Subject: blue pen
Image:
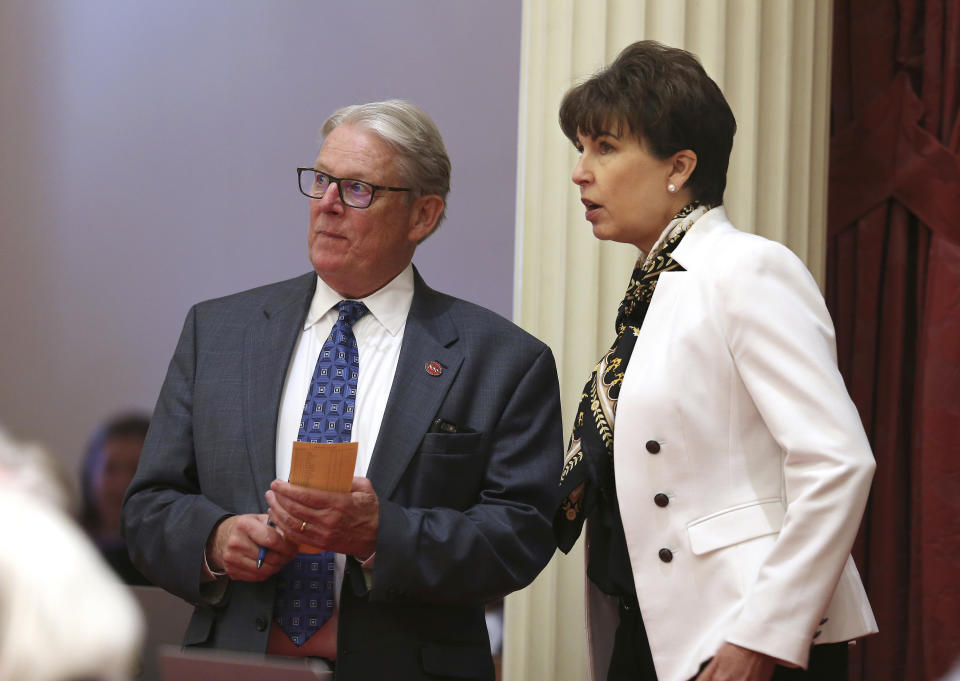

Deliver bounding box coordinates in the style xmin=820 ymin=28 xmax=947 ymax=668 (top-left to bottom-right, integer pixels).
xmin=256 ymin=518 xmax=277 ymax=569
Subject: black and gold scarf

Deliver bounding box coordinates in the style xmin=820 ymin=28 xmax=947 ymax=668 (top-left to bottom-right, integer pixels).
xmin=555 ymin=202 xmax=709 ymax=553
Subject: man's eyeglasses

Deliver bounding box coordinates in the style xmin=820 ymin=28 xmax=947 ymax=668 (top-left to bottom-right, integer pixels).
xmin=297 ymin=168 xmax=411 ymax=209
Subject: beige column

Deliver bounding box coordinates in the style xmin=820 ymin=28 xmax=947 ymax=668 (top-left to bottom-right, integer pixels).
xmin=505 ymin=2 xmax=833 ymax=680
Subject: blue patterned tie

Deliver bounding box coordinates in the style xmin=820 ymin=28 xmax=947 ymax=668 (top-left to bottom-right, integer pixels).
xmin=274 ymin=299 xmax=368 ymax=646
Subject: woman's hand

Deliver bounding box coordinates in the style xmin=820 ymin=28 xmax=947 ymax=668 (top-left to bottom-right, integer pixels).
xmin=697 ymin=643 xmax=777 ymax=681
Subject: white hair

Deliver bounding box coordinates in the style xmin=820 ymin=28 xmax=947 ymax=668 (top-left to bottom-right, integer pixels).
xmin=321 ymin=99 xmax=452 ymax=233
xmin=0 ymin=427 xmax=74 ymax=511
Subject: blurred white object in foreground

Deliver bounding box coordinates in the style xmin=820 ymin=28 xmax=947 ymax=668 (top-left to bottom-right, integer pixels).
xmin=0 ymin=426 xmax=144 ymax=681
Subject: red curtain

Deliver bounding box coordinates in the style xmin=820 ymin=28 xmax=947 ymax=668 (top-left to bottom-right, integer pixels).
xmin=828 ymin=1 xmax=960 ymax=680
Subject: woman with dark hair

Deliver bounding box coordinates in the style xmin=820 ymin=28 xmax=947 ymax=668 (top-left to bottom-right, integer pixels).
xmin=81 ymin=412 xmax=152 ymax=585
xmin=554 ymin=41 xmax=877 ymax=681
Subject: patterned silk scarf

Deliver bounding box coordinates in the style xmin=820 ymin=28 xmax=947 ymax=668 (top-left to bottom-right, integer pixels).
xmin=555 ymin=202 xmax=709 ymax=552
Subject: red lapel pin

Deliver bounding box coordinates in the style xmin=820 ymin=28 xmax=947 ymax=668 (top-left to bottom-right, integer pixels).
xmin=425 ymin=361 xmax=443 ymax=376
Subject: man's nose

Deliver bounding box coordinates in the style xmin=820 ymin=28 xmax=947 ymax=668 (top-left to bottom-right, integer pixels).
xmin=316 ymin=180 xmax=343 ymax=209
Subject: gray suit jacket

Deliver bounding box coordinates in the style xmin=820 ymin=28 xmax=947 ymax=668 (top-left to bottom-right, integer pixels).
xmin=123 ymin=268 xmax=563 ymax=680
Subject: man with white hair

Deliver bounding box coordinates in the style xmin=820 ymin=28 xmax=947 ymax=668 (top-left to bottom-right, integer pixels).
xmin=0 ymin=427 xmax=143 ymax=681
xmin=124 ymin=99 xmax=562 ymax=680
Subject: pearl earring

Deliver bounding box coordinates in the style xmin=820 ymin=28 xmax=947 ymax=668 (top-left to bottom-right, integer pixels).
xmin=667 ymin=183 xmax=678 ymax=193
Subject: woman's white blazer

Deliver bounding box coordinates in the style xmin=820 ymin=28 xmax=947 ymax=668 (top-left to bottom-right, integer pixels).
xmin=586 ymin=207 xmax=878 ymax=681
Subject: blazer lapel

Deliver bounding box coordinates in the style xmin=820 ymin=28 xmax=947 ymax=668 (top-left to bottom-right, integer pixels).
xmin=669 ymin=205 xmax=731 ymax=272
xmin=243 ymin=274 xmax=316 ymax=509
xmin=366 ymin=272 xmax=464 ymax=500
xmin=634 ymin=207 xmax=733 ymax=359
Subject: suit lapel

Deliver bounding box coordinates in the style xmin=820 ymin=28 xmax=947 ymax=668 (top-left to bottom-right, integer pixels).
xmin=634 ymin=208 xmax=732 ymax=358
xmin=367 ymin=272 xmax=463 ymax=499
xmin=243 ymin=274 xmax=316 ymax=510
xmin=669 ymin=205 xmax=730 ymax=272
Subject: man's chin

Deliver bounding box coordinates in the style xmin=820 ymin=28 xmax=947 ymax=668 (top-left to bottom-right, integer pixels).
xmin=309 ymin=246 xmax=350 ymax=272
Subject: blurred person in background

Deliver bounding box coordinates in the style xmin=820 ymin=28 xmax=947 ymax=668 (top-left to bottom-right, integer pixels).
xmin=80 ymin=412 xmax=151 ymax=584
xmin=0 ymin=425 xmax=144 ymax=681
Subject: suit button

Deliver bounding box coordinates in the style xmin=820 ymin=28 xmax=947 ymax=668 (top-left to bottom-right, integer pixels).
xmin=654 ymin=493 xmax=669 ymax=507
xmin=658 ymin=548 xmax=673 ymax=563
xmin=645 ymin=440 xmax=661 ymax=454
xmin=255 ymin=616 xmax=267 ymax=632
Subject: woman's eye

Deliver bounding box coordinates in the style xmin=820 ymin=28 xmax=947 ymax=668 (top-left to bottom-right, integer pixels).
xmin=599 ymin=141 xmax=614 ymax=153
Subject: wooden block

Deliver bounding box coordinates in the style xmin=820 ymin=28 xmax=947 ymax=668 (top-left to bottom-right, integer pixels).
xmin=289 ymin=441 xmax=358 ymax=493
xmin=288 ymin=441 xmax=358 ymax=553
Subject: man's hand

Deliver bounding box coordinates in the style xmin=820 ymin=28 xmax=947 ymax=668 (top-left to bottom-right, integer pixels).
xmin=697 ymin=643 xmax=777 ymax=681
xmin=206 ymin=513 xmax=299 ymax=581
xmin=266 ymin=476 xmax=379 ymax=559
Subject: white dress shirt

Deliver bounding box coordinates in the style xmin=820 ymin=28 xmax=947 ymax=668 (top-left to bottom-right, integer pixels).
xmin=274 ymin=263 xmax=413 ymax=603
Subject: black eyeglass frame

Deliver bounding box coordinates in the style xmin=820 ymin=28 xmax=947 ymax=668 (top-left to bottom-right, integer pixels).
xmin=297 ymin=167 xmax=411 ymax=209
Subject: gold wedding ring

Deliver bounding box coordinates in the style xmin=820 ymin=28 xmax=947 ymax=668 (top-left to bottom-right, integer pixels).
xmin=299 ymin=520 xmax=308 ymax=532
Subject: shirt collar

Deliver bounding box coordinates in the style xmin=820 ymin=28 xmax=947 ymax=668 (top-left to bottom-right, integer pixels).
xmin=305 ymin=264 xmax=415 ymax=336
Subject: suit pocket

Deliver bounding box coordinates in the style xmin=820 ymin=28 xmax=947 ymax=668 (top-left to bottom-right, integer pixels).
xmin=417 ymin=431 xmax=483 ymax=455
xmin=406 ymin=433 xmax=486 ymax=509
xmin=686 ymin=498 xmax=784 ymax=555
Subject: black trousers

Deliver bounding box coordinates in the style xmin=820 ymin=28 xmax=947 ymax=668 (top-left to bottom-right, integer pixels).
xmin=607 ymin=598 xmax=849 ymax=681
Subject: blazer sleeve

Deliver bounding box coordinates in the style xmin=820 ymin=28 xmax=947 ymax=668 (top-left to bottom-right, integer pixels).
xmin=717 ymin=239 xmax=875 ymax=665
xmin=369 ymin=344 xmax=563 ymax=605
xmin=122 ymin=305 xmax=232 ymax=604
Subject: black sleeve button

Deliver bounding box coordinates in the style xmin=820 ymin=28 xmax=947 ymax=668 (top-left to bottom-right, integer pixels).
xmin=658 ymin=548 xmax=673 ymax=563
xmin=255 ymin=616 xmax=267 ymax=632
xmin=645 ymin=440 xmax=661 ymax=453
xmin=654 ymin=493 xmax=670 ymax=507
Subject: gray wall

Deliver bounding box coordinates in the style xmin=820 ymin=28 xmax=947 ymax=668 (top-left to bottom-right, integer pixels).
xmin=0 ymin=1 xmax=521 ymax=475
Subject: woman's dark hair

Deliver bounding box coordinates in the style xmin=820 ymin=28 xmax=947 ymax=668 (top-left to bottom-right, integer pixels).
xmin=79 ymin=412 xmax=151 ymax=530
xmin=559 ymin=40 xmax=737 ymax=206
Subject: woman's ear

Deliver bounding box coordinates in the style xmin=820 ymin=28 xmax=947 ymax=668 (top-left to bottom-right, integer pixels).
xmin=407 ymin=194 xmax=445 ymax=243
xmin=668 ymin=149 xmax=697 ymax=191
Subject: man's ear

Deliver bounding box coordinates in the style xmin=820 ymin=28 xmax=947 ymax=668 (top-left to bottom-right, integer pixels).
xmin=407 ymin=195 xmax=445 ymax=243
xmin=668 ymin=149 xmax=697 ymax=191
